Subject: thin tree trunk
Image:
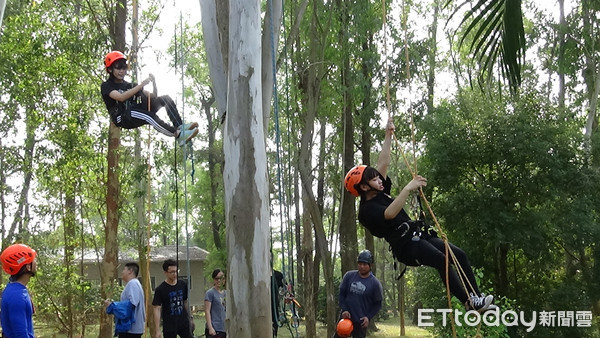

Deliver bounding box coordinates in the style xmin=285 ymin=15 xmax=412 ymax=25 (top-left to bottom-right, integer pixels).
xmin=100 ymin=122 xmax=121 ymax=338
xmin=202 ymin=94 xmax=223 ymax=249
xmin=301 ymin=200 xmax=316 ymax=338
xmin=64 ymin=192 xmax=76 ymax=337
xmin=5 ymin=109 xmax=36 ymax=246
xmin=426 ymin=0 xmax=439 ymax=115
xmin=557 ymin=0 xmax=566 ymax=110
xmin=100 ymin=1 xmax=127 ymax=335
xmin=337 ymin=0 xmax=358 ymax=276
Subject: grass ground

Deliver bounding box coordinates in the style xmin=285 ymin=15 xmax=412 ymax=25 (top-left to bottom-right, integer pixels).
xmin=34 ymin=315 xmax=432 ymax=337
xmin=275 ymin=316 xmax=432 ymax=338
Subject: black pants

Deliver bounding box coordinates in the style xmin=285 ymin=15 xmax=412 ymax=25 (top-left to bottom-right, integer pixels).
xmin=399 ymin=237 xmax=480 ymax=304
xmin=118 ymin=334 xmax=142 ymax=338
xmin=163 ymin=329 xmax=193 ymax=338
xmin=116 ymin=95 xmax=183 ymax=137
xmin=205 ymin=328 xmax=227 ymax=338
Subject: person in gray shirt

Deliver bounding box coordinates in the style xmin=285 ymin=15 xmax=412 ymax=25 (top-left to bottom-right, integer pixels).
xmin=105 ymin=262 xmax=146 ymax=337
xmin=204 ymin=269 xmax=226 ymax=337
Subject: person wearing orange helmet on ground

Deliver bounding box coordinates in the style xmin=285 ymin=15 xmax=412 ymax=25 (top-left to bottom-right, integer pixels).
xmin=344 ymin=119 xmax=496 ymax=313
xmin=0 ymin=243 xmax=37 ymax=338
xmin=101 ymin=50 xmax=199 ymax=146
xmin=334 ymin=250 xmax=382 ymax=338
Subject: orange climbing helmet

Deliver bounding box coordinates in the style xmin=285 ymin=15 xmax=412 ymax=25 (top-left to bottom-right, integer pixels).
xmin=336 ymin=318 xmax=354 ymax=337
xmin=344 ymin=165 xmax=366 ymax=197
xmin=104 ymin=50 xmax=126 ymax=70
xmin=1 ymin=243 xmax=36 ymax=276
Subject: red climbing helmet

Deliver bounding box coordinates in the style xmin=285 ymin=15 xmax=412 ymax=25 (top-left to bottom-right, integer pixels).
xmin=104 ymin=50 xmax=126 ymax=70
xmin=344 ymin=165 xmax=366 ymax=197
xmin=1 ymin=243 xmax=36 ymax=275
xmin=336 ymin=318 xmax=353 ymax=337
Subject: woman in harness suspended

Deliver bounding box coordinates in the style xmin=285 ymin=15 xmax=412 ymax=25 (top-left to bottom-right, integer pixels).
xmin=101 ymin=50 xmax=199 ymax=146
xmin=344 ymin=119 xmax=496 ymax=312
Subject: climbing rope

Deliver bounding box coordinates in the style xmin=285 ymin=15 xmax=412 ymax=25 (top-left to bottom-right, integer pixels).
xmin=268 ymin=0 xmax=300 ymax=336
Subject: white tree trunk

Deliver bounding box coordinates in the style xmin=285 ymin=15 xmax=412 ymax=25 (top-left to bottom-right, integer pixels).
xmin=0 ymin=0 xmax=5 ymax=29
xmin=199 ymin=0 xmax=228 ymax=121
xmin=260 ymin=0 xmax=282 ymax=130
xmin=223 ymin=0 xmax=272 ymax=337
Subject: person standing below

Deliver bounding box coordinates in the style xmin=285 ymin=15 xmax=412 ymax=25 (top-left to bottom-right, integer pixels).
xmin=104 ymin=262 xmax=146 ymax=338
xmin=152 ymin=259 xmax=194 ymax=338
xmin=334 ymin=250 xmax=383 ymax=338
xmin=204 ymin=269 xmax=226 ymax=338
xmin=0 ymin=243 xmax=37 ymax=338
xmin=101 ymin=50 xmax=199 ymax=147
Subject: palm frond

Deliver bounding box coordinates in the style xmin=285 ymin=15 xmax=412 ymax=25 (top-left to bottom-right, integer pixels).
xmin=447 ymin=0 xmax=525 ymax=93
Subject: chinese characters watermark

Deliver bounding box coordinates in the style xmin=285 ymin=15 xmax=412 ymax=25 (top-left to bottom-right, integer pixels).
xmin=418 ymin=308 xmax=593 ymax=333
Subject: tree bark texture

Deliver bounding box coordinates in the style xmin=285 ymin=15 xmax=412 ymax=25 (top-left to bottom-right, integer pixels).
xmin=100 ymin=1 xmax=127 ymax=336
xmin=223 ymin=1 xmax=272 ymax=336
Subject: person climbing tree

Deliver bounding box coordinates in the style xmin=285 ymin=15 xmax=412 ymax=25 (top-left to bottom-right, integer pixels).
xmin=344 ymin=119 xmax=496 ymax=313
xmin=100 ymin=50 xmax=199 ymax=146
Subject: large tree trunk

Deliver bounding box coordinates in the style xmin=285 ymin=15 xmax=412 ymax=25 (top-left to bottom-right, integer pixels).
xmin=223 ymin=1 xmax=272 ymax=337
xmin=100 ymin=1 xmax=126 ymax=336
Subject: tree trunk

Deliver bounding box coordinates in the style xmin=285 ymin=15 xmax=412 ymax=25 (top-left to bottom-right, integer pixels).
xmin=100 ymin=122 xmax=121 ymax=338
xmin=582 ymin=0 xmax=599 ymax=144
xmin=494 ymin=243 xmax=509 ymax=297
xmin=426 ymin=0 xmax=439 ymax=115
xmin=337 ymin=0 xmax=358 ymax=276
xmin=301 ymin=199 xmax=316 ymax=338
xmin=223 ymin=1 xmax=272 ymax=337
xmin=295 ymin=2 xmax=337 ymax=335
xmin=199 ymin=0 xmax=228 ymax=120
xmin=100 ymin=1 xmax=127 ymax=335
xmin=260 ymin=0 xmax=282 ymax=130
xmin=0 ymin=0 xmax=5 ymax=29
xmin=4 ymin=109 xmax=36 ymax=247
xmin=201 ymin=94 xmax=223 ymax=250
xmin=557 ymin=0 xmax=566 ymax=110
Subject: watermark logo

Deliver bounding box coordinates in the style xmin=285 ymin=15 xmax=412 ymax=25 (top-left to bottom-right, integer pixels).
xmin=418 ymin=308 xmax=593 ymax=333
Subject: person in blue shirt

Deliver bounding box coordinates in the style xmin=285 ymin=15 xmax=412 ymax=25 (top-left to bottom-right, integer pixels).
xmin=335 ymin=250 xmax=383 ymax=338
xmin=0 ymin=243 xmax=37 ymax=338
xmin=105 ymin=262 xmax=146 ymax=338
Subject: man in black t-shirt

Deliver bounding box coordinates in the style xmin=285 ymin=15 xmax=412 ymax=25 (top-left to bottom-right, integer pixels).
xmin=152 ymin=259 xmax=194 ymax=338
